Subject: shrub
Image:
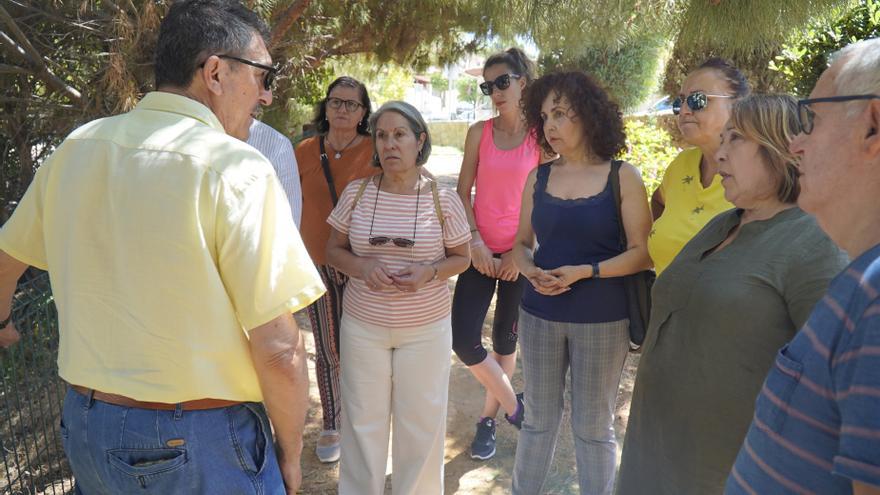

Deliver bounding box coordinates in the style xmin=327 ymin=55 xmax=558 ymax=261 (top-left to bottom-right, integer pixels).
xmin=623 ymin=117 xmax=681 ymax=194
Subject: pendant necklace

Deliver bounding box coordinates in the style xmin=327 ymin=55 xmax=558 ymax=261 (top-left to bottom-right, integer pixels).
xmin=328 ymin=134 xmax=359 ymax=159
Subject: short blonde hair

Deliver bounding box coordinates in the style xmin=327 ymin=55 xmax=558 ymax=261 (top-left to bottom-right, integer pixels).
xmin=729 ymin=94 xmax=801 ymax=203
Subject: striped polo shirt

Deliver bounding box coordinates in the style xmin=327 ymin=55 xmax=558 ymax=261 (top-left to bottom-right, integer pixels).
xmin=726 ymin=243 xmax=880 ymax=494
xmin=327 ymin=177 xmax=470 ymax=328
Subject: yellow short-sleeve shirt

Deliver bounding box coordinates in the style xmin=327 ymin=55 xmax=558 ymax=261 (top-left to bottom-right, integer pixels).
xmin=648 ymin=147 xmax=733 ymax=275
xmin=0 ymin=92 xmax=325 ymax=403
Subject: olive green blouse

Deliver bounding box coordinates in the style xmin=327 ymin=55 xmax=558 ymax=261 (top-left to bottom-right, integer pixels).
xmin=616 ymin=207 xmax=848 ymax=495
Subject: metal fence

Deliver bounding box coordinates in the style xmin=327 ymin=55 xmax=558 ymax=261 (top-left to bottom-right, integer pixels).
xmin=0 ymin=272 xmax=72 ymax=494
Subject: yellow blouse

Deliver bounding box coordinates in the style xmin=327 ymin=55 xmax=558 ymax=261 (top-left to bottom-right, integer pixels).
xmin=648 ymin=148 xmax=733 ymax=275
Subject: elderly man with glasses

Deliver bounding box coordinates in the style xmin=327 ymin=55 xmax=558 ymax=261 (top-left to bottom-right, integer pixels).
xmin=726 ymin=37 xmax=880 ymax=495
xmin=0 ymin=1 xmax=324 ymax=493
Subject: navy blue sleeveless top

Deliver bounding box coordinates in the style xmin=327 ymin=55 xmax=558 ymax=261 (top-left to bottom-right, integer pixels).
xmin=521 ymin=162 xmax=628 ymax=324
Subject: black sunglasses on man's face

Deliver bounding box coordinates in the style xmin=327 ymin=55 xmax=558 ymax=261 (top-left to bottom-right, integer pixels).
xmin=216 ymin=55 xmax=279 ymax=91
xmin=797 ymin=94 xmax=880 ymax=135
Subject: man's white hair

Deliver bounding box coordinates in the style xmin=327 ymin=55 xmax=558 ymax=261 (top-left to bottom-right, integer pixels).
xmin=830 ymin=38 xmax=880 ymax=115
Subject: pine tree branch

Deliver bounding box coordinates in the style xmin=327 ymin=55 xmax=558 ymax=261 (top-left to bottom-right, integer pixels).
xmin=0 ymin=5 xmax=83 ymax=104
xmin=270 ymin=0 xmax=311 ymax=47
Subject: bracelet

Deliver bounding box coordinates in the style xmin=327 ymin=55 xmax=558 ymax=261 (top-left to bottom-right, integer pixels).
xmin=0 ymin=313 xmax=11 ymax=329
xmin=430 ymin=264 xmax=439 ymax=281
xmin=470 ymin=239 xmax=485 ymax=247
xmin=469 ymin=228 xmax=479 ymax=233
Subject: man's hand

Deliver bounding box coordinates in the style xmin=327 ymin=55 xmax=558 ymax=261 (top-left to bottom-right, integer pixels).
xmin=278 ymin=456 xmax=302 ymax=494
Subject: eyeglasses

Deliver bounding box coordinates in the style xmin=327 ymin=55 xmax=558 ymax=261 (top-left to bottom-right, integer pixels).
xmin=672 ymin=91 xmax=734 ymax=115
xmin=216 ymin=55 xmax=279 ymax=91
xmin=479 ymin=74 xmax=522 ymax=96
xmin=327 ymin=97 xmax=364 ymax=112
xmin=368 ymin=174 xmax=419 ymax=248
xmin=797 ymin=94 xmax=880 ymax=135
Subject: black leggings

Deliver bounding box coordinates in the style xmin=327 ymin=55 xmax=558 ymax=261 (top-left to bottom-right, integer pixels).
xmin=451 ymin=263 xmax=526 ymax=366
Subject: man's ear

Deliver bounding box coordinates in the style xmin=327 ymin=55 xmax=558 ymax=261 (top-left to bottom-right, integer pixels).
xmin=199 ymin=55 xmax=224 ymax=96
xmin=865 ymin=99 xmax=880 ymax=158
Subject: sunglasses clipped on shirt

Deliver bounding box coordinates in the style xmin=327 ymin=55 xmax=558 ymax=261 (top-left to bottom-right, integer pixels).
xmin=479 ymin=73 xmax=522 ymax=96
xmin=797 ymin=94 xmax=880 ymax=135
xmin=216 ymin=55 xmax=279 ymax=91
xmin=672 ymin=91 xmax=734 ymax=115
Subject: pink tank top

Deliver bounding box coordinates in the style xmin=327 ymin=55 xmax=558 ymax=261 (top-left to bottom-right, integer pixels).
xmin=473 ymin=118 xmax=541 ymax=253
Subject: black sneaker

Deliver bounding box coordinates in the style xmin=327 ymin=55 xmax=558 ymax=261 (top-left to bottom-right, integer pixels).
xmin=470 ymin=417 xmax=496 ymax=460
xmin=505 ymin=392 xmax=525 ymax=430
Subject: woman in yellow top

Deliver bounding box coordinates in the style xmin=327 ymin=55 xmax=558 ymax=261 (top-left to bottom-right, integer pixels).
xmin=649 ymin=58 xmax=749 ymax=274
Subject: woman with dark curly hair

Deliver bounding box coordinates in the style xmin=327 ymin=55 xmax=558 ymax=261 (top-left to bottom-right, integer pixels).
xmin=511 ymin=71 xmax=652 ymax=494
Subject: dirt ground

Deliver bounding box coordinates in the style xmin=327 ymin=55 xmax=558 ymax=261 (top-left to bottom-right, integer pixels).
xmin=297 ymin=148 xmax=640 ymax=494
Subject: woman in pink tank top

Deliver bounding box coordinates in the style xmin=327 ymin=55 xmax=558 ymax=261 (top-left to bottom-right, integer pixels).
xmin=452 ymin=47 xmax=546 ymax=460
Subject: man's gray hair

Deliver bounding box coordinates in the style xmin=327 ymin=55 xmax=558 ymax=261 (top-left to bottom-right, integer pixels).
xmin=369 ymin=101 xmax=432 ymax=167
xmin=830 ymin=38 xmax=880 ymax=115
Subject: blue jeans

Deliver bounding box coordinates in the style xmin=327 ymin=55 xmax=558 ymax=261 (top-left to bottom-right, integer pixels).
xmin=60 ymin=388 xmax=285 ymax=494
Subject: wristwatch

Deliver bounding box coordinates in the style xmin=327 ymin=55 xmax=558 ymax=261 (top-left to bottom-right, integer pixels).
xmin=591 ymin=262 xmax=600 ymax=279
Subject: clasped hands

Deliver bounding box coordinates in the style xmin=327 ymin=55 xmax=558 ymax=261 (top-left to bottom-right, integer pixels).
xmin=524 ymin=264 xmax=586 ymax=296
xmin=361 ymin=259 xmax=434 ymax=293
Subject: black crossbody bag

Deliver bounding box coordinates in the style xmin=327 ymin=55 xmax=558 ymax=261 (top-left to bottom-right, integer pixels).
xmin=609 ymin=160 xmax=656 ymax=350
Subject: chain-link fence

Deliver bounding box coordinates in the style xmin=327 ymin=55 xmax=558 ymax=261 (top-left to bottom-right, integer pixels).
xmin=0 ymin=272 xmax=73 ymax=494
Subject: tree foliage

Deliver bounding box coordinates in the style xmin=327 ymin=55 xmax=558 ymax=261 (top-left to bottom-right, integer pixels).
xmin=539 ymin=38 xmax=666 ymax=112
xmin=770 ymin=0 xmax=880 ymax=97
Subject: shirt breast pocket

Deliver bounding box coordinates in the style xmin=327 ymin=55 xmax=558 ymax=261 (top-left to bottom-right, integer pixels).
xmin=754 ymin=344 xmax=804 ymax=432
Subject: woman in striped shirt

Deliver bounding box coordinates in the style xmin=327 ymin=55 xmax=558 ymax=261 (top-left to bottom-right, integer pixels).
xmin=326 ymin=101 xmax=471 ymax=495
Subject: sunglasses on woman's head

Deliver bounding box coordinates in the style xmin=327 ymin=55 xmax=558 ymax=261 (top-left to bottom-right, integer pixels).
xmin=672 ymin=91 xmax=734 ymax=115
xmin=479 ymin=74 xmax=522 ymax=96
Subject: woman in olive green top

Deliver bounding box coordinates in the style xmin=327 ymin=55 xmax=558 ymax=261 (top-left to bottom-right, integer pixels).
xmin=616 ymin=95 xmax=848 ymax=495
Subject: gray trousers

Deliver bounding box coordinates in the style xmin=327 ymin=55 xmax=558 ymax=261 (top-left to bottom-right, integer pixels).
xmin=512 ymin=310 xmax=629 ymax=495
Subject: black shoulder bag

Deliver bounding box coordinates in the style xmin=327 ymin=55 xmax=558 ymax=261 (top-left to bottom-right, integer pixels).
xmin=609 ymin=160 xmax=656 ymax=350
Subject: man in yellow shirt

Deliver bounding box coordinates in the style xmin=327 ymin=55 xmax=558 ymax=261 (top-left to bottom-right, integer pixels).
xmin=0 ymin=1 xmax=324 ymax=493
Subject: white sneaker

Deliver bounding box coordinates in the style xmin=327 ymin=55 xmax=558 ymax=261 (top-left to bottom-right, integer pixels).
xmin=315 ymin=430 xmax=340 ymax=463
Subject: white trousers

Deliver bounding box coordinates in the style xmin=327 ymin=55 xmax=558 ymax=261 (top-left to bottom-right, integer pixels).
xmin=338 ymin=314 xmax=452 ymax=495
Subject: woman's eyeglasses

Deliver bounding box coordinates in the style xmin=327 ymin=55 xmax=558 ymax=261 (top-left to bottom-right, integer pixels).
xmin=327 ymin=97 xmax=364 ymax=112
xmin=672 ymin=91 xmax=733 ymax=115
xmin=479 ymin=74 xmax=522 ymax=96
xmin=368 ymin=174 xmax=419 ymax=248
xmin=797 ymin=94 xmax=880 ymax=135
xmin=216 ymin=55 xmax=279 ymax=91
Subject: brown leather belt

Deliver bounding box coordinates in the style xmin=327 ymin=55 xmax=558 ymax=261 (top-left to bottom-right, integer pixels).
xmin=70 ymin=384 xmax=243 ymax=411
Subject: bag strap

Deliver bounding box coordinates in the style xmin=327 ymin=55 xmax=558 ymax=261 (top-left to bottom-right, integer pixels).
xmin=351 ymin=176 xmax=371 ymax=211
xmin=430 ymin=179 xmax=445 ymax=231
xmin=318 ymin=136 xmax=339 ymax=206
xmin=609 ymin=160 xmax=628 ymax=251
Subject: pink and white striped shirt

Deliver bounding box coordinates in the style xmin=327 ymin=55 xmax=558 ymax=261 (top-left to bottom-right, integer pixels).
xmin=327 ymin=177 xmax=470 ymax=328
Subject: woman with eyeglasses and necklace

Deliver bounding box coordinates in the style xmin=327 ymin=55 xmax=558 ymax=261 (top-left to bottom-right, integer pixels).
xmin=326 ymin=101 xmax=471 ymax=495
xmin=648 ymin=58 xmax=749 ymax=275
xmin=294 ymin=76 xmax=377 ymax=463
xmin=511 ymin=71 xmax=652 ymax=495
xmin=452 ymin=47 xmax=549 ymax=461
xmin=616 ymin=95 xmax=847 ymax=495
